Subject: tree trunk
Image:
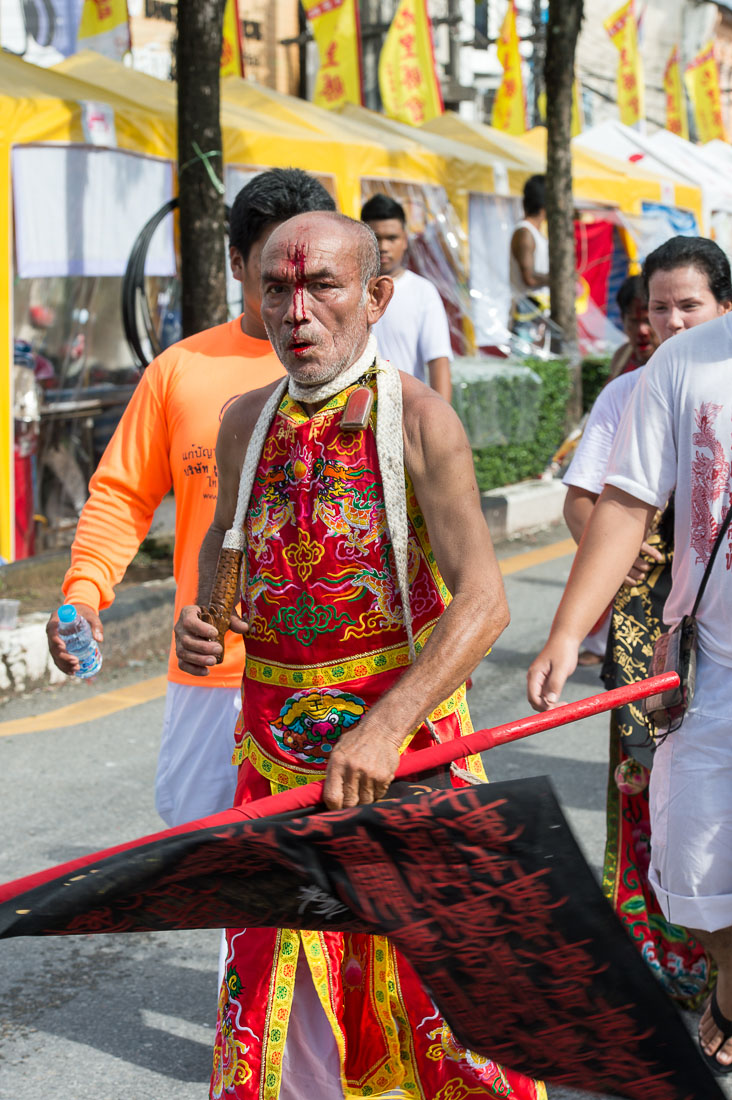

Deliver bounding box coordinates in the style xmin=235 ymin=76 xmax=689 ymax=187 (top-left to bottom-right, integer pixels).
xmin=177 ymin=0 xmax=228 ymax=337
xmin=545 ymin=0 xmax=584 ymax=424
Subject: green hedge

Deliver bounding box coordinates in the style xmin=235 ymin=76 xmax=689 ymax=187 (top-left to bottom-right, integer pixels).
xmin=581 ymin=355 xmax=613 ymax=412
xmin=471 ymin=357 xmax=572 ymax=492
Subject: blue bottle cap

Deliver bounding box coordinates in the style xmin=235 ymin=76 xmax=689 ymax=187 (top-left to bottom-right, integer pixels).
xmin=58 ymin=605 xmax=78 ymax=623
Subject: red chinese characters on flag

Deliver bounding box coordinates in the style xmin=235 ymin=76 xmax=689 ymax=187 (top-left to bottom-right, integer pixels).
xmin=302 ymin=0 xmax=363 ymax=109
xmin=378 ymin=0 xmax=443 ymax=126
xmin=684 ymin=42 xmax=727 ymax=142
xmin=491 ymin=0 xmax=526 ymax=135
xmin=603 ymin=0 xmax=644 ymax=126
xmin=663 ymin=46 xmax=688 ymax=139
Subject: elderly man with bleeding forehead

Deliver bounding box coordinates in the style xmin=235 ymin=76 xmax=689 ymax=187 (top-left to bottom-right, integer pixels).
xmin=175 ymin=211 xmax=541 ymax=1100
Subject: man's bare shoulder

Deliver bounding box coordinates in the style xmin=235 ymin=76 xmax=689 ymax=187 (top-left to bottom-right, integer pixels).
xmin=218 ymin=378 xmax=283 ymax=452
xmin=400 ymin=372 xmax=468 ymax=472
xmin=511 ymin=225 xmax=533 ymax=255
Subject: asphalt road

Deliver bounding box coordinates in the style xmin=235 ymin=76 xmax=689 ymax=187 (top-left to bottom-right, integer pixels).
xmin=0 ymin=527 xmax=720 ymax=1100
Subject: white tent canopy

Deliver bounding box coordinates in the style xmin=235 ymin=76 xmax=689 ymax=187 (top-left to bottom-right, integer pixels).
xmin=575 ymin=120 xmax=732 ymax=232
xmin=647 ymin=130 xmax=732 ymax=215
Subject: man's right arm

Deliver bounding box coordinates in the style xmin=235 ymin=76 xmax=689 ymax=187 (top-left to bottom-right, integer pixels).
xmin=528 ymin=358 xmax=677 ymax=710
xmin=511 ymin=227 xmax=548 ymax=287
xmin=48 ymin=362 xmax=174 ymax=674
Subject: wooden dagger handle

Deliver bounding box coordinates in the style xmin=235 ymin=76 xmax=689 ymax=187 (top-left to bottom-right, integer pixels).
xmin=199 ymin=547 xmax=244 ymax=663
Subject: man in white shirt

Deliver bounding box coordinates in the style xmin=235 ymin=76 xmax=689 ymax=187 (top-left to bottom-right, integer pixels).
xmin=510 ymin=175 xmax=549 ymax=302
xmin=361 ymin=193 xmax=452 ymax=401
xmin=528 ymin=314 xmax=732 ymax=1075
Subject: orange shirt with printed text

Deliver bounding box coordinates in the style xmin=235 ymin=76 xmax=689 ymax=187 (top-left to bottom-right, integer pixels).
xmin=62 ymin=317 xmax=284 ymax=687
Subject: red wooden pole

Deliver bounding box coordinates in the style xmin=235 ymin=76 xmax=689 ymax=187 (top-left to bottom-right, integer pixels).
xmin=395 ymin=671 xmax=680 ymax=777
xmin=0 ymin=673 xmax=680 ymax=903
xmin=234 ymin=671 xmax=680 ymax=821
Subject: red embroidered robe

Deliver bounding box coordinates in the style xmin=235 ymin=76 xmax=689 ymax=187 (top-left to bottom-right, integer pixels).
xmin=211 ymin=380 xmax=544 ymax=1100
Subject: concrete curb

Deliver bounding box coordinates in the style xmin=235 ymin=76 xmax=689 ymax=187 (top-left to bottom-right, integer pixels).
xmin=0 ymin=479 xmax=567 ymax=701
xmin=481 ymin=477 xmax=566 ymax=542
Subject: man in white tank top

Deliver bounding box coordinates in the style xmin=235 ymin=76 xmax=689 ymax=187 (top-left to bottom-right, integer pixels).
xmin=509 ymin=174 xmax=549 ymax=307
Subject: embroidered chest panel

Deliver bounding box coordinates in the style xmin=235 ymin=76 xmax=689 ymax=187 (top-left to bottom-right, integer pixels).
xmin=243 ymin=384 xmax=447 ymax=671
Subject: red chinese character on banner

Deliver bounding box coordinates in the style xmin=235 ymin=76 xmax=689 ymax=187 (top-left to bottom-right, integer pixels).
xmin=404 ymin=95 xmax=425 ymax=123
xmin=395 ymin=9 xmax=416 ymax=29
xmin=403 ymin=64 xmax=423 ymax=90
xmin=92 ymin=0 xmax=113 ymax=17
xmin=503 ymin=77 xmax=516 ymax=97
xmin=322 ymin=41 xmax=338 ymax=68
xmin=628 ymin=94 xmax=639 ymax=115
xmin=321 ymin=73 xmax=345 ymax=102
xmin=399 ymin=33 xmax=417 ymax=58
xmin=622 ymin=71 xmax=637 ymax=90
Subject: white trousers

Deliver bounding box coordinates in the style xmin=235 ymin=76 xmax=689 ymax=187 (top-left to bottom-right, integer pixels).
xmin=154 ymin=683 xmax=240 ymax=827
xmin=649 ymin=649 xmax=732 ymax=933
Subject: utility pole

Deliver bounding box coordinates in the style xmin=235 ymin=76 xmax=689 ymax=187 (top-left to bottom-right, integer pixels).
xmin=176 ymin=0 xmax=228 ymax=337
xmin=545 ymin=0 xmax=584 ymax=423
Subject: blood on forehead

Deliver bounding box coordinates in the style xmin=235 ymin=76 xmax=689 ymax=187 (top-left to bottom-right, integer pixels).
xmin=264 ymin=233 xmax=351 ymax=285
xmin=291 ymin=242 xmax=307 ymax=279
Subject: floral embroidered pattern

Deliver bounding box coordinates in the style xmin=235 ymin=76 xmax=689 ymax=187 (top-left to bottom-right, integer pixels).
xmin=270 ymin=592 xmax=356 ymax=646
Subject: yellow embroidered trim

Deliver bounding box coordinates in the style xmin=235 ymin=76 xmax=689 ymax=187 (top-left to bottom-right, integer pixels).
xmin=233 ymin=735 xmax=320 ymax=782
xmin=244 ymin=620 xmax=438 ymax=691
xmin=451 ymin=695 xmax=487 ymax=782
xmin=260 ymin=929 xmax=300 ymax=1100
xmin=280 ymin=376 xmax=379 ymax=425
xmin=406 ymin=478 xmax=451 ymax=608
xmin=344 ymin=937 xmax=424 ymax=1097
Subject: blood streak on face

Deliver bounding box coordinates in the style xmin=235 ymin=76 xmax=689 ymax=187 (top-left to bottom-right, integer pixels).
xmin=291 ymin=244 xmax=307 ymax=350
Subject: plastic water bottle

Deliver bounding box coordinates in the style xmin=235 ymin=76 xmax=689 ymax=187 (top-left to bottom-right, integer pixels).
xmin=57 ymin=604 xmax=102 ymax=680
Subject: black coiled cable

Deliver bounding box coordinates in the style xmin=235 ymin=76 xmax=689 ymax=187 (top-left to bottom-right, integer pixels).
xmin=122 ymin=198 xmax=232 ymax=370
xmin=121 ymin=198 xmax=179 ymax=370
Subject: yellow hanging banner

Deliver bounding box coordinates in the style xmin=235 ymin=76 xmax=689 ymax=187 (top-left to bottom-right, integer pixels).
xmin=77 ymin=0 xmax=130 ymax=60
xmin=302 ymin=0 xmax=363 ymax=110
xmin=663 ymin=45 xmax=688 ymax=140
xmin=220 ymin=0 xmax=244 ymax=77
xmin=685 ymin=42 xmax=727 ymax=143
xmin=604 ymin=0 xmax=644 ymax=127
xmin=378 ymin=0 xmax=443 ymax=125
xmin=491 ymin=0 xmax=526 ymax=135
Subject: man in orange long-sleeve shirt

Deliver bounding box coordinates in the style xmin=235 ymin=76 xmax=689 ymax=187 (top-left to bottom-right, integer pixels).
xmin=46 ymin=169 xmax=336 ymax=827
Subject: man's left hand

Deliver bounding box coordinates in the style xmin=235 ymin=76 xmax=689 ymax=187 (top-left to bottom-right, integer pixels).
xmin=322 ymin=717 xmax=402 ymax=810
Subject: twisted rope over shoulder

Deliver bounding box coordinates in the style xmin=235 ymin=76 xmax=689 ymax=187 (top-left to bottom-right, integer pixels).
xmin=222 ymin=379 xmax=289 ymax=552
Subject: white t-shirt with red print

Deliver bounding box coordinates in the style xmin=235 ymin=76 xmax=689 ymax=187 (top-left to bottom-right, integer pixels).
xmin=605 ymin=312 xmax=732 ymax=668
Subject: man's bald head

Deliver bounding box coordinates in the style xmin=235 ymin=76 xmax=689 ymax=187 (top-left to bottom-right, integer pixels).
xmin=259 ymin=211 xmax=393 ymax=387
